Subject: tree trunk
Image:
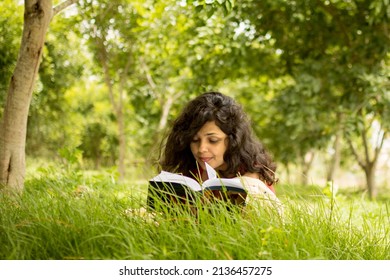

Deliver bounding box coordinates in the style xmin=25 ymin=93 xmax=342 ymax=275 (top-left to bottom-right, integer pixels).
xmin=285 ymin=163 xmax=291 ymax=184
xmin=301 ymin=150 xmax=315 ymax=185
xmin=0 ymin=0 xmax=52 ymax=194
xmin=158 ymin=95 xmax=175 ymax=132
xmin=364 ymin=163 xmax=377 ymax=199
xmin=326 ymin=127 xmax=342 ymax=182
xmin=96 ymin=35 xmax=131 ymax=182
xmin=117 ymin=104 xmax=126 ymax=181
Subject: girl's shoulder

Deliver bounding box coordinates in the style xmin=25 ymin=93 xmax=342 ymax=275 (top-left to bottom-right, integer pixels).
xmin=239 ymin=175 xmax=283 ymax=217
xmin=241 ymin=172 xmax=276 ymax=194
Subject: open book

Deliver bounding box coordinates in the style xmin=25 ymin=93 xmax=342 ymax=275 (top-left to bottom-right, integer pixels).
xmin=147 ymin=162 xmax=276 ymax=209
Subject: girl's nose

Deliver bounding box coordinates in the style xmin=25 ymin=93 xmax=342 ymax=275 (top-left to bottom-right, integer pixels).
xmin=198 ymin=140 xmax=208 ymax=153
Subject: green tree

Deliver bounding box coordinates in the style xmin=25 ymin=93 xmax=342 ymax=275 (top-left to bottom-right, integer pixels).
xmin=234 ymin=0 xmax=389 ymax=197
xmin=76 ymin=0 xmax=237 ymax=170
xmin=27 ymin=14 xmax=87 ymax=157
xmin=0 ymin=0 xmax=79 ymax=194
xmin=76 ymin=0 xmax=147 ymax=180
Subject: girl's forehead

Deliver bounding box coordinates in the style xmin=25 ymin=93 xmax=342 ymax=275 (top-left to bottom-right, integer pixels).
xmin=195 ymin=121 xmax=226 ymax=136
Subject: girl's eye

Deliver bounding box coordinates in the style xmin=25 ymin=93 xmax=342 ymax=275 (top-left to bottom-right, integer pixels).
xmin=209 ymin=138 xmax=220 ymax=143
xmin=191 ymin=138 xmax=199 ymax=143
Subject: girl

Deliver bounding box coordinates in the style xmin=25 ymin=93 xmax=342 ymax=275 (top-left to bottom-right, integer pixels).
xmin=158 ymin=92 xmax=279 ymax=205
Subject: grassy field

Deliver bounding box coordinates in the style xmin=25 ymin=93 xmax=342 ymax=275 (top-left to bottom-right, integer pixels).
xmin=0 ymin=164 xmax=389 ymax=260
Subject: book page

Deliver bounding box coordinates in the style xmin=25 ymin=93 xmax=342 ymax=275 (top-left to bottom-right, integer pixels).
xmin=202 ymin=177 xmax=245 ymax=193
xmin=202 ymin=163 xmax=246 ymax=192
xmin=150 ymin=172 xmax=202 ymax=192
xmin=204 ymin=162 xmax=217 ymax=179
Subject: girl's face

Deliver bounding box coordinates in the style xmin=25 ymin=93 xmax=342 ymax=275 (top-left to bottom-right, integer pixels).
xmin=190 ymin=121 xmax=228 ymax=172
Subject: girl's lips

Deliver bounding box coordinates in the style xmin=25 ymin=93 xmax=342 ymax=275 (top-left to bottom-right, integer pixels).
xmin=199 ymin=157 xmax=212 ymax=163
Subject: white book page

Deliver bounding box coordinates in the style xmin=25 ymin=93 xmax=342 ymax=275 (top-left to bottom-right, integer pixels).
xmin=202 ymin=177 xmax=245 ymax=191
xmin=204 ymin=162 xmax=217 ymax=179
xmin=151 ymin=172 xmax=202 ymax=192
xmin=202 ymin=163 xmax=245 ymax=191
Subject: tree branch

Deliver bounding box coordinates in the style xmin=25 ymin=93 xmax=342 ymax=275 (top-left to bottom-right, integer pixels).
xmin=96 ymin=35 xmax=118 ymax=112
xmin=118 ymin=54 xmax=133 ymax=110
xmin=373 ymin=129 xmax=386 ymax=163
xmin=139 ymin=57 xmax=158 ymax=91
xmin=53 ymin=0 xmax=80 ymax=17
xmin=346 ymin=137 xmax=365 ymax=170
xmin=360 ymin=118 xmax=371 ymax=165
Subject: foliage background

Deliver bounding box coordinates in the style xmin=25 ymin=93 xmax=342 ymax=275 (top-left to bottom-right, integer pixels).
xmin=0 ymin=0 xmax=389 ymax=195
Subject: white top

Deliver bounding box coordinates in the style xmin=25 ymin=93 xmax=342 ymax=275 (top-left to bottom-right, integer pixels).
xmin=240 ymin=176 xmax=284 ymax=216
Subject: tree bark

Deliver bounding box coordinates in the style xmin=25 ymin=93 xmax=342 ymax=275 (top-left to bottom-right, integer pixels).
xmin=301 ymin=150 xmax=315 ymax=185
xmin=0 ymin=0 xmax=53 ymax=194
xmin=326 ymin=125 xmax=342 ymax=182
xmin=0 ymin=0 xmax=79 ymax=194
xmin=364 ymin=162 xmax=377 ymax=199
xmin=96 ymin=36 xmax=131 ymax=182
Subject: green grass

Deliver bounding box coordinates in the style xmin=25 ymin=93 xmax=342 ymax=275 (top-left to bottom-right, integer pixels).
xmin=0 ymin=165 xmax=389 ymax=260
